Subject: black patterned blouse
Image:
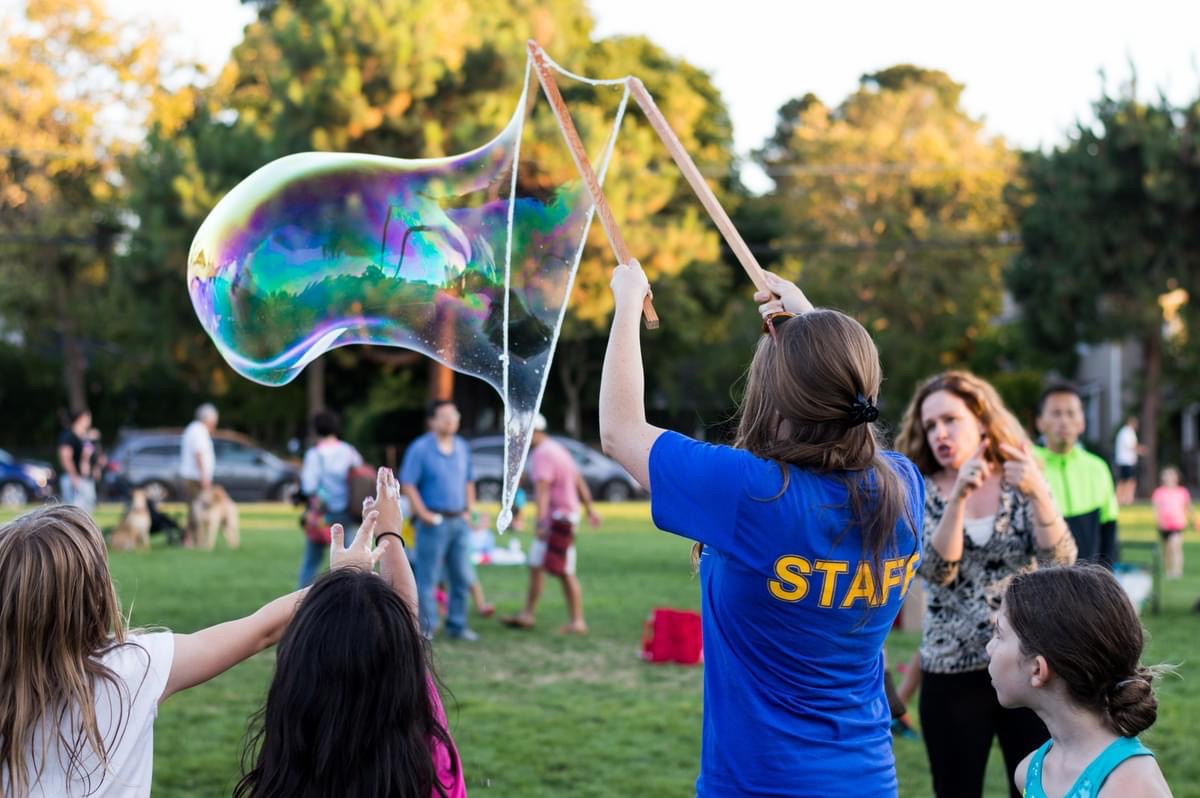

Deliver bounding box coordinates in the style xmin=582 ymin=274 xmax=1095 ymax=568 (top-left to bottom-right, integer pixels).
xmin=917 ymin=476 xmax=1077 ymax=674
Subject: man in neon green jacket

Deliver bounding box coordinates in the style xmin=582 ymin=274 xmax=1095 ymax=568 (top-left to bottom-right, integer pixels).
xmin=1033 ymin=384 xmax=1120 ymax=567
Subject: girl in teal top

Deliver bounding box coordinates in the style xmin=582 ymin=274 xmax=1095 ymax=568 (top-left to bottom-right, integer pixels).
xmin=986 ymin=565 xmax=1172 ymax=797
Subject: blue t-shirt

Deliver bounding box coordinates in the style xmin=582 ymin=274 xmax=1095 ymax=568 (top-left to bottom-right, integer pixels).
xmin=649 ymin=431 xmax=924 ymax=797
xmin=399 ymin=433 xmax=474 ymax=512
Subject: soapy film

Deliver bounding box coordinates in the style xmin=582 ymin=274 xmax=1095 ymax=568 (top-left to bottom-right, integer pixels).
xmin=187 ymin=57 xmax=631 ymax=530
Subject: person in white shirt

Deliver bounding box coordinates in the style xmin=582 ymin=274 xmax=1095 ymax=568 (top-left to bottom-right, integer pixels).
xmin=1114 ymin=416 xmax=1143 ymax=506
xmin=0 ymin=502 xmax=387 ymax=797
xmin=179 ymin=404 xmax=218 ymax=548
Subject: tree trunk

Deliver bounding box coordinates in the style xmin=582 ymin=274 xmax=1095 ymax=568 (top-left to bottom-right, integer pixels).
xmin=558 ymin=341 xmax=588 ymax=439
xmin=429 ymin=303 xmax=457 ymax=401
xmin=429 ymin=361 xmax=454 ymax=401
xmin=306 ymin=358 xmax=326 ymax=442
xmin=54 ymin=258 xmax=87 ymax=414
xmin=1138 ymin=330 xmax=1162 ymax=499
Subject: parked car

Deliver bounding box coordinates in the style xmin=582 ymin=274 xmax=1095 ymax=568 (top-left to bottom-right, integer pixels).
xmin=102 ymin=429 xmax=299 ymax=503
xmin=468 ymin=435 xmax=644 ymax=503
xmin=0 ymin=448 xmax=56 ymax=508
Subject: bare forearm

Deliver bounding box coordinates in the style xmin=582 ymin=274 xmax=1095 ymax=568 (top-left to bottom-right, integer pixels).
xmin=600 ymin=303 xmax=647 ymax=452
xmin=59 ymin=447 xmax=77 ymax=478
xmin=931 ymin=498 xmax=967 ymax=562
xmin=1028 ymin=487 xmax=1068 ymax=549
xmin=380 ymin=538 xmax=418 ymax=616
xmin=535 ymin=481 xmax=551 ymax=531
xmin=402 ymin=484 xmax=430 ymax=518
xmin=466 ymin=481 xmax=476 ymax=513
xmin=576 ymin=474 xmax=594 ymax=512
xmin=165 ymin=588 xmax=306 ymax=700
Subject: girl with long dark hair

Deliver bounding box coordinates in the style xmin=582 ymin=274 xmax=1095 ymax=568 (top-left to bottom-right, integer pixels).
xmin=236 ymin=468 xmax=463 ymax=798
xmin=599 ymin=262 xmax=924 ymax=795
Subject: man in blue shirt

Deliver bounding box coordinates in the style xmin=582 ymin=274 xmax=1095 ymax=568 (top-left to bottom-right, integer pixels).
xmin=400 ymin=400 xmax=478 ymax=640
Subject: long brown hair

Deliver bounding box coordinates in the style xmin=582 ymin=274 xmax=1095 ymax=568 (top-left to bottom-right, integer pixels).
xmin=0 ymin=505 xmax=129 ymax=796
xmin=1005 ymin=565 xmax=1161 ymax=737
xmin=894 ymin=370 xmax=1031 ymax=476
xmin=705 ymin=309 xmax=915 ymax=575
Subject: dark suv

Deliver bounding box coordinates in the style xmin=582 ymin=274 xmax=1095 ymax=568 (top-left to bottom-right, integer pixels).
xmin=103 ymin=429 xmax=299 ymax=503
xmin=468 ymin=435 xmax=644 ymax=503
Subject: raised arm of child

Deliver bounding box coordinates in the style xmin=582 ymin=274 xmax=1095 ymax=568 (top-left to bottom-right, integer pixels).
xmin=161 ymin=507 xmax=389 ymax=703
xmin=369 ymin=467 xmax=418 ymax=614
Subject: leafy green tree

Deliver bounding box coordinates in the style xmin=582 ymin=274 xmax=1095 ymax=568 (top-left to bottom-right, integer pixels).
xmin=128 ymin=0 xmax=738 ymax=439
xmin=0 ymin=0 xmax=165 ymax=413
xmin=1006 ymin=83 xmax=1200 ymax=483
xmin=753 ymin=66 xmax=1017 ymax=411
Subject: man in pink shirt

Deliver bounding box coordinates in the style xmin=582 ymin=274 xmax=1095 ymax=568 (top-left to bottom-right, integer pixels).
xmin=502 ymin=413 xmax=600 ymax=634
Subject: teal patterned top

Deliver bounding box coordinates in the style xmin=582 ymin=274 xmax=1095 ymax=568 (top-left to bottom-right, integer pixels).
xmin=1024 ymin=736 xmax=1154 ymax=798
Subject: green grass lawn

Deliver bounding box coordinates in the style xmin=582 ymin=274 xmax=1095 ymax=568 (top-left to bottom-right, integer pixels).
xmin=2 ymin=501 xmax=1198 ymax=797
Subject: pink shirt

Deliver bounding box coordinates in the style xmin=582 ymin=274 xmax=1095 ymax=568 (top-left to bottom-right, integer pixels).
xmin=430 ymin=682 xmax=466 ymax=797
xmin=1152 ymin=485 xmax=1190 ymax=531
xmin=529 ymin=438 xmax=581 ymax=517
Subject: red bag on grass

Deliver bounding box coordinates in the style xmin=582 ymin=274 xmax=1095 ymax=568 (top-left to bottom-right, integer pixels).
xmin=641 ymin=608 xmax=703 ymax=665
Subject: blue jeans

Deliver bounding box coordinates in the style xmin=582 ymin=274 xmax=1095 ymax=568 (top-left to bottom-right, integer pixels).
xmin=60 ymin=476 xmax=96 ymax=512
xmin=415 ymin=516 xmax=474 ymax=636
xmin=297 ymin=510 xmax=356 ymax=588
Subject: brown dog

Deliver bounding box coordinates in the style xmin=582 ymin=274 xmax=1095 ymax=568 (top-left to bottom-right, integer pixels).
xmin=194 ymin=485 xmax=241 ymax=551
xmin=111 ymin=489 xmax=152 ymax=551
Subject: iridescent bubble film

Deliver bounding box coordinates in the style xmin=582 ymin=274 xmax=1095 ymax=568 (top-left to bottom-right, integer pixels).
xmin=187 ymin=59 xmax=630 ymax=529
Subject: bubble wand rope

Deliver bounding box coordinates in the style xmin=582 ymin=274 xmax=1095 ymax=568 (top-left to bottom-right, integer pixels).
xmin=527 ymin=40 xmax=660 ymax=330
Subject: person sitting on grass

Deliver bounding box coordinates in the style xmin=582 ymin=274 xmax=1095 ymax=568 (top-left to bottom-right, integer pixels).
xmin=987 ymin=565 xmax=1172 ymax=797
xmin=235 ymin=467 xmax=464 ymax=798
xmin=599 ymin=261 xmax=924 ymax=795
xmin=0 ymin=504 xmax=331 ymax=797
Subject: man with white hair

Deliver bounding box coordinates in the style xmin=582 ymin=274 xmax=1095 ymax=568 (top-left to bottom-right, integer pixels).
xmin=180 ymin=403 xmax=218 ymax=548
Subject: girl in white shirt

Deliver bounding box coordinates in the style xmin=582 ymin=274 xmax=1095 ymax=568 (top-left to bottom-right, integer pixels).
xmin=0 ymin=503 xmax=385 ymax=797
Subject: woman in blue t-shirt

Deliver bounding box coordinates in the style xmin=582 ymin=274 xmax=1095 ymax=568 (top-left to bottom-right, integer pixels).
xmin=599 ymin=261 xmax=924 ymax=796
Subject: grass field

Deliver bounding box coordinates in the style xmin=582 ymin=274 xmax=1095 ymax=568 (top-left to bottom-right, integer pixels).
xmin=2 ymin=501 xmax=1197 ymax=797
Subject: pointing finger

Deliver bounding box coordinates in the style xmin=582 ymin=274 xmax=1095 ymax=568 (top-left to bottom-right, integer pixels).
xmin=999 ymin=442 xmax=1026 ymax=461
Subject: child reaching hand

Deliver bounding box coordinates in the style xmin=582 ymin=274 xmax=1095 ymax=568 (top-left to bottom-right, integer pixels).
xmin=0 ymin=503 xmax=361 ymax=797
xmin=236 ymin=467 xmax=464 ymax=798
xmin=1151 ymin=467 xmax=1192 ymax=579
xmin=987 ymin=565 xmax=1173 ymax=798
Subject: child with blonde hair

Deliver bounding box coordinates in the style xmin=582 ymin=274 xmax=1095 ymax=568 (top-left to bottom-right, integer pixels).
xmin=0 ymin=503 xmax=385 ymax=796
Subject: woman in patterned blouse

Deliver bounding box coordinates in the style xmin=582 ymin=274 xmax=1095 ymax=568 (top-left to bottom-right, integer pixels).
xmin=896 ymin=371 xmax=1077 ymax=798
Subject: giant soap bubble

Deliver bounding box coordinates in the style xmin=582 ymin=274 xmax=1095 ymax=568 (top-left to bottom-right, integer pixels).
xmin=187 ymin=58 xmax=631 ymax=529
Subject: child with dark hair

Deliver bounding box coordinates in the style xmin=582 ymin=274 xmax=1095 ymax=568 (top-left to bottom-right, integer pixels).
xmin=237 ymin=468 xmax=463 ymax=798
xmin=987 ymin=565 xmax=1172 ymax=797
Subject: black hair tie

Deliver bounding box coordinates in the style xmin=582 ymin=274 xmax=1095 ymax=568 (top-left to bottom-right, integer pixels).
xmin=846 ymin=392 xmax=879 ymax=426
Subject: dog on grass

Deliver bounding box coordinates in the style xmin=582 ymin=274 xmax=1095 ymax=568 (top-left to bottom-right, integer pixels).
xmin=194 ymin=484 xmax=240 ymax=550
xmin=110 ymin=489 xmax=152 ymax=551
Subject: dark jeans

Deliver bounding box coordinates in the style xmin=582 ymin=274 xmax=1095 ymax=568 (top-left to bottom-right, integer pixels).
xmin=415 ymin=516 xmax=474 ymax=636
xmin=919 ymin=668 xmax=1049 ymax=798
